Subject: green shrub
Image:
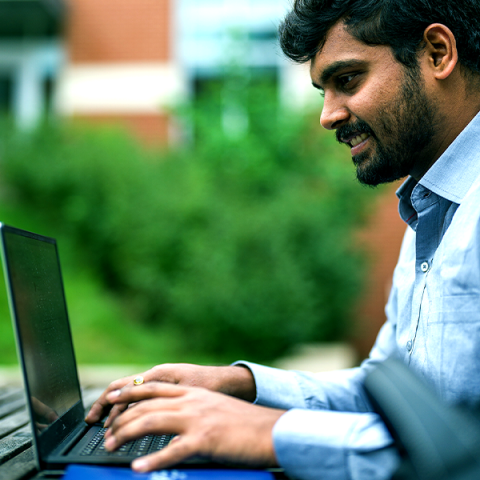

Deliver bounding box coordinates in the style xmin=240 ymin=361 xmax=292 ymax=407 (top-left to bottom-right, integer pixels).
xmin=0 ymin=78 xmax=377 ymax=364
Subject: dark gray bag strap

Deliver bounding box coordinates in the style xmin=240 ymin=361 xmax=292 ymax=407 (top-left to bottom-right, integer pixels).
xmin=364 ymin=358 xmax=480 ymax=480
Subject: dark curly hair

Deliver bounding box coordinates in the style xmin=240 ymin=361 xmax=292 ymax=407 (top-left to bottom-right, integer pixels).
xmin=279 ymin=0 xmax=480 ymax=77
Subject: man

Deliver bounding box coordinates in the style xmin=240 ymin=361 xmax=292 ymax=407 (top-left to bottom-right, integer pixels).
xmin=86 ymin=1 xmax=480 ymax=479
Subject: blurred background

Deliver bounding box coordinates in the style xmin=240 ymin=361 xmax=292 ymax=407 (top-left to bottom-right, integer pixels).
xmin=0 ymin=0 xmax=406 ymax=380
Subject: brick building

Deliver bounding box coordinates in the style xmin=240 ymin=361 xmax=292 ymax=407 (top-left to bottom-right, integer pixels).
xmin=58 ymin=0 xmax=180 ymax=144
xmin=1 ymin=0 xmax=406 ymax=359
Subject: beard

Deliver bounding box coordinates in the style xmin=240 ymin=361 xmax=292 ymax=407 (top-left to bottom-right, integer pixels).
xmin=336 ymin=70 xmax=437 ymax=186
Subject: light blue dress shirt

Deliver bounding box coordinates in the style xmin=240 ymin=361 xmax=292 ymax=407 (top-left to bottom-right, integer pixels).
xmin=237 ymin=111 xmax=480 ymax=480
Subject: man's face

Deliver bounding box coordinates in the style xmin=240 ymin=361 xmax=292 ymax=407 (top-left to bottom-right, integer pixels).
xmin=310 ymin=22 xmax=438 ymax=186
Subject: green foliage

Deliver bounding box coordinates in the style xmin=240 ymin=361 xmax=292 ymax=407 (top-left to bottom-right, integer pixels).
xmin=0 ymin=76 xmax=377 ymax=364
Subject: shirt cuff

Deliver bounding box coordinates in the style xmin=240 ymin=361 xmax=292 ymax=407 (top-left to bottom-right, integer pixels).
xmin=232 ymin=361 xmax=306 ymax=409
xmin=273 ymin=409 xmax=400 ymax=480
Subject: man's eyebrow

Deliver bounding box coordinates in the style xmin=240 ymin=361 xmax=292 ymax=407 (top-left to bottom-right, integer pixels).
xmin=312 ymin=59 xmax=367 ymax=89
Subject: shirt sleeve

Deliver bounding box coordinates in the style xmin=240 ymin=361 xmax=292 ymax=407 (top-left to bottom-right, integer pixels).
xmin=232 ymin=292 xmax=401 ymax=480
xmin=273 ymin=409 xmax=399 ymax=480
xmin=234 ymin=315 xmax=399 ymax=412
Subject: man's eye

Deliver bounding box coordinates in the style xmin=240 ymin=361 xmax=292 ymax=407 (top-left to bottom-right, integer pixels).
xmin=338 ymin=73 xmax=358 ymax=89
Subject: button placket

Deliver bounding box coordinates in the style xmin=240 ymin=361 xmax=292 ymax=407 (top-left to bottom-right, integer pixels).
xmin=409 ymin=267 xmax=431 ymax=359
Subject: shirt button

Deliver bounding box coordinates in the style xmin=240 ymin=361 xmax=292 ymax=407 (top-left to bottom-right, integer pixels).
xmin=406 ymin=340 xmax=413 ymax=352
xmin=421 ymin=261 xmax=429 ymax=272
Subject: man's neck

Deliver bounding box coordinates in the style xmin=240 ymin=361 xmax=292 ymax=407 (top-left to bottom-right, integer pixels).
xmin=410 ymin=103 xmax=480 ymax=182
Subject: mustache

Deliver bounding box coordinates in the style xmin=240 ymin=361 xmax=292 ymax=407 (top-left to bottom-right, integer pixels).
xmin=336 ymin=120 xmax=375 ymax=145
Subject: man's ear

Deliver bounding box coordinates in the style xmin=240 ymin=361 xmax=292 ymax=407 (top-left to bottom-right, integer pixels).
xmin=422 ymin=23 xmax=458 ymax=80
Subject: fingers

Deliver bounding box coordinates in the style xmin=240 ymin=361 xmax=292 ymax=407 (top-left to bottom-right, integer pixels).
xmin=106 ymin=382 xmax=189 ymax=406
xmin=85 ymin=363 xmax=236 ymax=426
xmin=103 ymin=402 xmax=128 ymax=428
xmin=105 ymin=408 xmax=200 ymax=474
xmin=85 ymin=399 xmax=108 ymax=424
xmin=85 ymin=374 xmax=143 ymax=424
xmin=104 ymin=384 xmax=196 ymax=451
xmin=103 ymin=383 xmax=188 ymax=432
xmin=85 ymin=367 xmax=183 ymax=425
xmin=131 ymin=436 xmax=199 ymax=473
xmin=104 ymin=383 xmax=191 ymax=442
xmin=105 ymin=410 xmax=181 ymax=450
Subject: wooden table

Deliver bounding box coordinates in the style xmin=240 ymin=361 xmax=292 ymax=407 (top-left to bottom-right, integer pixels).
xmin=0 ymin=386 xmax=104 ymax=480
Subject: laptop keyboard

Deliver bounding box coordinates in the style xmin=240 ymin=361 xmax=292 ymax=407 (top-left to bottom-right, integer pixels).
xmin=80 ymin=428 xmax=174 ymax=457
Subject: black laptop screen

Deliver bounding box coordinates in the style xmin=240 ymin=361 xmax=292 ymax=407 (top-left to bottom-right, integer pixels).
xmin=2 ymin=227 xmax=81 ymax=433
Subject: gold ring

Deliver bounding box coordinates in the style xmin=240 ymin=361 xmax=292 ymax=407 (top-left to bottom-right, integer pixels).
xmin=133 ymin=376 xmax=144 ymax=386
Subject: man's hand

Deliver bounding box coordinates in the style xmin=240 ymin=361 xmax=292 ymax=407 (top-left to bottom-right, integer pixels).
xmin=85 ymin=364 xmax=256 ymax=427
xmin=103 ymin=382 xmax=285 ymax=472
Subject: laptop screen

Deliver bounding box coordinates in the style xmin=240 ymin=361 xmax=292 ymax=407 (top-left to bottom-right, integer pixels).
xmin=1 ymin=226 xmax=82 ymax=434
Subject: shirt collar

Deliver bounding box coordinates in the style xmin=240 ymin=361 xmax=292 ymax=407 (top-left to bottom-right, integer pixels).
xmin=419 ymin=110 xmax=480 ymax=204
xmin=397 ymin=110 xmax=480 ymax=222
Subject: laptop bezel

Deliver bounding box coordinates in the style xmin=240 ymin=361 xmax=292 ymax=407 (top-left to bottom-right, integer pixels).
xmin=0 ymin=223 xmax=86 ymax=469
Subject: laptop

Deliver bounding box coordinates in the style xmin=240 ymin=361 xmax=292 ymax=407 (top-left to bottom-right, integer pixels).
xmin=0 ymin=223 xmax=175 ymax=471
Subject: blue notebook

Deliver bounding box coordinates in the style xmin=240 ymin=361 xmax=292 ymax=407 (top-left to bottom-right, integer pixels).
xmin=63 ymin=465 xmax=276 ymax=480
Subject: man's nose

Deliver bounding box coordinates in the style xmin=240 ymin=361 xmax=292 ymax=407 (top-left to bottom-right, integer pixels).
xmin=320 ymin=94 xmax=350 ymax=130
